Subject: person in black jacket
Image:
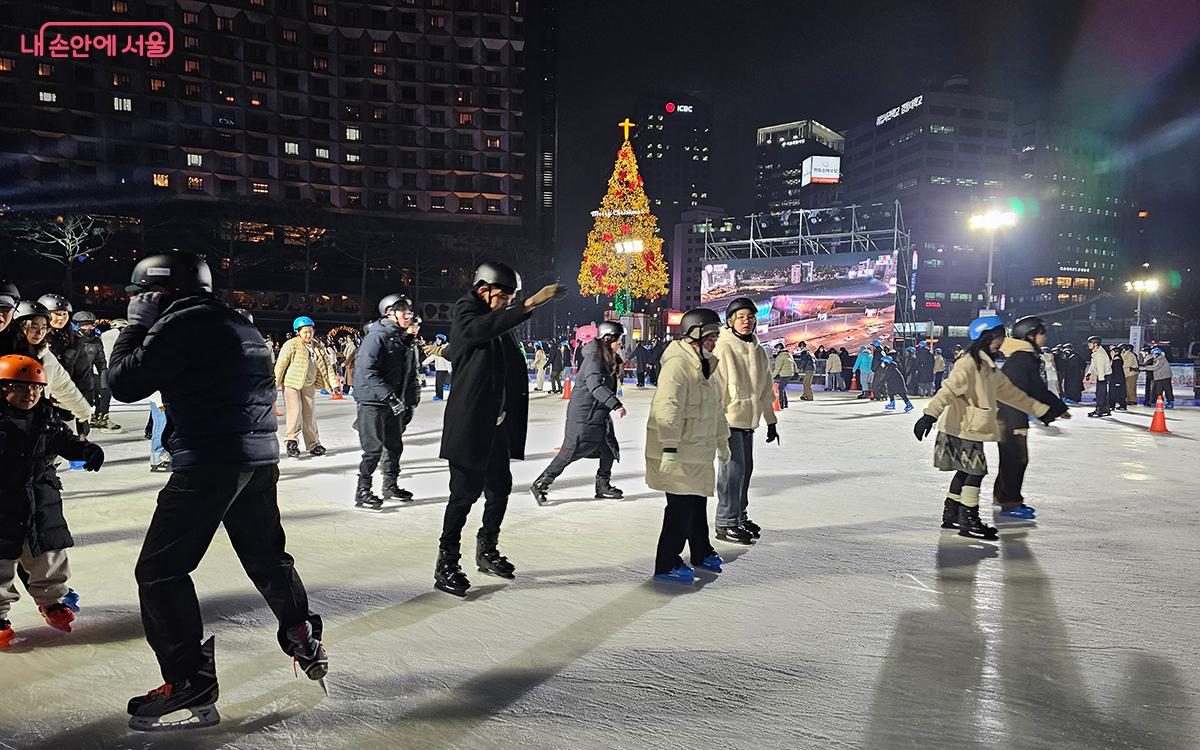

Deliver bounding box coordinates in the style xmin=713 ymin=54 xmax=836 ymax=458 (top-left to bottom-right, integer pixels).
xmin=633 ymin=339 xmax=657 ymax=388
xmin=878 ymin=355 xmax=913 ymax=411
xmin=108 ymin=251 xmax=327 ymax=730
xmin=530 ymin=321 xmax=627 ymax=506
xmin=39 ymin=294 xmax=97 ymax=438
xmin=352 ymin=293 xmax=421 ymax=508
xmin=1058 ymin=343 xmax=1084 ymax=403
xmin=72 ymin=311 xmax=117 ymax=431
xmin=993 ymin=317 xmax=1069 ymax=520
xmin=914 ymin=342 xmax=935 ymax=396
xmin=548 ymin=339 xmax=565 ymax=394
xmin=433 ymin=262 xmax=565 ymax=597
xmin=0 ymin=354 xmax=103 ymax=647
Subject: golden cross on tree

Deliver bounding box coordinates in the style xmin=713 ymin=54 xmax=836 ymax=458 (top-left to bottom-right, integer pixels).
xmin=618 ymin=117 xmax=635 ymax=140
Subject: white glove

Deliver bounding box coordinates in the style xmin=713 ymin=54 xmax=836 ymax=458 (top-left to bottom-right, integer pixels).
xmin=127 ymin=291 xmax=164 ymax=329
xmin=660 ymin=452 xmax=685 ymax=476
xmin=717 ymin=445 xmax=731 ymax=464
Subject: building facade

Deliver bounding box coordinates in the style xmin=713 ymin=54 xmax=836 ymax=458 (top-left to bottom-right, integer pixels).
xmin=754 ymin=119 xmax=844 ymax=214
xmin=630 ymin=92 xmax=712 ymax=233
xmin=669 ymin=205 xmax=724 ymax=311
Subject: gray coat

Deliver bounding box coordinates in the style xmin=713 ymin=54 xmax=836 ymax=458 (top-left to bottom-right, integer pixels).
xmin=562 ymin=339 xmax=623 ymax=461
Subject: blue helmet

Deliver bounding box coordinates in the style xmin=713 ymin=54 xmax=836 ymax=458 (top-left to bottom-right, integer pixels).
xmin=881 ymin=355 xmax=894 ymax=364
xmin=293 ymin=315 xmax=315 ymax=332
xmin=1151 ymin=346 xmax=1164 ymax=355
xmin=906 ymin=346 xmax=916 ymax=353
xmin=860 ymin=345 xmax=869 ymax=352
xmin=434 ymin=333 xmax=447 ymax=343
xmin=560 ymin=339 xmax=569 ymax=346
xmin=871 ymin=339 xmax=881 ymax=347
xmin=917 ymin=341 xmax=928 ymax=348
xmin=968 ymin=315 xmax=1005 ymax=341
xmin=935 ymin=347 xmax=943 ymax=354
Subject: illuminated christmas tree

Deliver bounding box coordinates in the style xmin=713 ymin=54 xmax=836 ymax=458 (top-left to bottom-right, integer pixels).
xmin=577 ymin=118 xmax=669 ymax=314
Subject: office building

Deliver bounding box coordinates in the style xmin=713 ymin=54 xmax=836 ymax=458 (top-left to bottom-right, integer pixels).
xmin=755 ymin=119 xmax=844 ymax=213
xmin=630 ymin=92 xmax=712 ymax=232
xmin=670 ymin=205 xmax=724 ymax=311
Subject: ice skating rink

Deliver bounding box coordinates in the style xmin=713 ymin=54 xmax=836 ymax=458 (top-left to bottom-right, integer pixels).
xmin=2 ymin=387 xmax=1197 ymax=749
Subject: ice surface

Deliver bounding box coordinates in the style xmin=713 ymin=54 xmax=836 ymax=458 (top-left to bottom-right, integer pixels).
xmin=1 ymin=387 xmax=1197 ymax=749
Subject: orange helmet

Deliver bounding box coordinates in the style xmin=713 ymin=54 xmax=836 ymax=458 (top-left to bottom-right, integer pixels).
xmin=0 ymin=355 xmax=49 ymax=385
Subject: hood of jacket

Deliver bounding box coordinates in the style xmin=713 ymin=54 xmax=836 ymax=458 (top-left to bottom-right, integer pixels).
xmin=999 ymin=338 xmax=1036 ymax=357
xmin=660 ymin=338 xmax=718 ymax=376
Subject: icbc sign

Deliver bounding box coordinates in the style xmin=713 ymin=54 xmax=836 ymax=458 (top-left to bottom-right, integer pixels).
xmin=664 ymin=102 xmax=693 ymax=114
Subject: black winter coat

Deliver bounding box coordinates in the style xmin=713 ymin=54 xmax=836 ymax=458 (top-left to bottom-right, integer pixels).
xmin=0 ymin=402 xmax=87 ymax=558
xmin=439 ymin=292 xmax=533 ymax=470
xmin=998 ymin=342 xmax=1068 ymax=430
xmin=549 ymin=345 xmax=564 ymax=372
xmin=879 ymin=362 xmax=909 ymax=396
xmin=77 ymin=328 xmax=107 ymax=380
xmin=109 ymin=293 xmax=279 ymax=471
xmin=50 ymin=329 xmax=97 ymax=404
xmin=915 ymin=348 xmax=935 ymax=381
xmin=354 ymin=318 xmax=421 ymax=406
xmin=561 ymin=340 xmax=623 ymax=460
xmin=633 ymin=344 xmax=657 ymax=367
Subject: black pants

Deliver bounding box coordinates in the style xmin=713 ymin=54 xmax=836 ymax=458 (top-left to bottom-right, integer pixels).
xmin=654 ymin=493 xmax=715 ymax=574
xmin=435 ymin=370 xmax=451 ymax=397
xmin=775 ymin=376 xmax=791 ymax=407
xmin=1110 ymin=378 xmax=1127 ymax=408
xmin=439 ymin=431 xmax=512 ymax=558
xmin=541 ymin=439 xmax=615 ymax=484
xmin=357 ymin=403 xmax=404 ymax=479
xmin=993 ymin=430 xmax=1029 ymax=505
xmin=135 ymin=465 xmax=311 ymax=682
xmin=1149 ymin=378 xmax=1174 ymax=405
xmin=550 ymin=369 xmax=563 ymax=393
xmin=93 ymin=373 xmax=111 ymax=415
xmin=1093 ymin=378 xmax=1110 ymax=413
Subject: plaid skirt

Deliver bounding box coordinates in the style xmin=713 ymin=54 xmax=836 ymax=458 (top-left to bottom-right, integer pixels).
xmin=932 ymin=432 xmax=988 ymax=475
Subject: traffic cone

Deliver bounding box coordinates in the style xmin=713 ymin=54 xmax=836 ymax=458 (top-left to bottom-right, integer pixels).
xmin=331 ymin=392 xmax=343 ymax=400
xmin=562 ymin=377 xmax=572 ymax=400
xmin=1149 ymin=395 xmax=1170 ymax=434
xmin=773 ymin=382 xmax=781 ymax=412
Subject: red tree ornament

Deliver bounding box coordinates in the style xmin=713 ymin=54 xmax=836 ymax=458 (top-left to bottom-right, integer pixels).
xmin=620 ymin=224 xmax=632 ymax=234
xmin=602 ymin=232 xmax=614 ymax=242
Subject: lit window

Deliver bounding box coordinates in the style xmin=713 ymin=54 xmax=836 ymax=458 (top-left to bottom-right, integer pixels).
xmin=345 ymin=126 xmax=361 ymax=141
xmin=113 ymin=96 xmax=132 ymax=111
xmin=152 ymin=173 xmax=169 ymax=188
xmin=458 ymin=112 xmax=473 ymax=125
xmin=0 ymin=57 xmax=14 ymax=72
xmin=346 ymin=192 xmax=361 ymax=207
xmin=251 ymin=70 xmax=266 ymax=83
xmin=184 ymin=35 xmax=199 ymax=49
xmin=372 ymin=41 xmax=387 ymax=54
xmin=186 ymin=153 xmax=203 ymax=167
xmin=184 ymin=60 xmax=200 ymax=74
xmin=431 ymin=196 xmax=446 ymax=210
xmin=345 ymin=152 xmax=361 ymax=163
xmin=315 ymin=147 xmax=330 ymax=159
xmin=313 ymin=56 xmax=328 ymax=71
xmin=252 ymin=182 xmax=269 ymax=194
xmin=216 ymin=17 xmax=233 ymax=32
xmin=312 ymin=3 xmax=329 ymax=17
xmin=150 ymin=77 xmax=166 ymax=92
xmin=183 ymin=11 xmax=199 ymax=25
xmin=956 ymin=177 xmax=978 ymax=186
xmin=284 ymin=141 xmax=299 ymax=156
xmin=430 ymin=15 xmax=446 ymax=28
xmin=37 ymin=63 xmax=53 ymax=77
xmin=485 ymin=136 xmax=501 ymax=149
xmin=249 ymin=97 xmax=263 ymax=107
xmin=283 ymin=29 xmax=298 ymax=43
xmin=372 ymin=63 xmax=387 ymax=77
xmin=930 ymin=175 xmax=950 ymax=185
xmin=38 ymin=90 xmax=57 ymax=103
xmin=186 ymin=176 xmax=204 ymax=191
xmin=112 ymin=0 xmax=128 ymax=12
xmin=458 ymin=197 xmax=474 ymax=212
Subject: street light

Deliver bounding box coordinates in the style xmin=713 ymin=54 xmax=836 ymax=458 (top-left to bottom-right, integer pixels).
xmin=1124 ymin=277 xmax=1159 ymax=326
xmin=614 ymin=239 xmax=643 ymax=254
xmin=967 ymin=210 xmax=1017 ymax=315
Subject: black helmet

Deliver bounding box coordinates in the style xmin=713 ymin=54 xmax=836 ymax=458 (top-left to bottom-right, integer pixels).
xmin=0 ymin=280 xmax=18 ymax=309
xmin=128 ymin=251 xmax=213 ymax=293
xmin=14 ymin=300 xmax=51 ymax=323
xmin=1087 ymin=335 xmax=1102 ymax=344
xmin=472 ymin=261 xmax=521 ymax=295
xmin=37 ymin=293 xmax=72 ymax=313
xmin=378 ymin=293 xmax=413 ymax=316
xmin=1011 ymin=316 xmax=1045 ymax=341
xmin=363 ymin=319 xmax=378 ymax=335
xmin=724 ymin=297 xmax=757 ymax=323
xmin=597 ymin=320 xmax=624 ymax=341
xmin=235 ymin=308 xmax=254 ymax=324
xmin=679 ymin=308 xmax=721 ymax=341
xmin=72 ymin=310 xmax=97 ymax=324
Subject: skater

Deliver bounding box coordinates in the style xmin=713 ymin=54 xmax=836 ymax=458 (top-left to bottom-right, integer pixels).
xmin=1146 ymin=347 xmax=1174 ymax=407
xmin=352 ymin=294 xmax=420 ymax=508
xmin=548 ymin=338 xmax=565 ymax=394
xmin=73 ymin=311 xmax=115 ymax=432
xmin=647 ymin=308 xmax=729 ymax=583
xmin=795 ymin=341 xmax=816 ymax=400
xmin=1119 ymin=344 xmax=1140 ymax=405
xmin=40 ymin=295 xmax=99 ymax=436
xmin=912 ymin=316 xmax=1065 ymax=540
xmin=771 ymin=342 xmax=796 ymax=408
xmin=634 ymin=339 xmax=657 ymax=388
xmin=853 ymin=345 xmax=873 ymax=398
xmin=7 ymin=302 xmax=95 ymax=428
xmin=274 ymin=316 xmax=333 ymax=458
xmin=993 ymin=317 xmax=1070 ymax=520
xmin=914 ymin=342 xmax=935 ymax=396
xmin=423 ymin=333 xmax=453 ymax=400
xmin=530 ymin=321 xmax=627 ymax=506
xmin=433 ymin=262 xmax=565 ymax=597
xmin=870 ymin=340 xmax=888 ymax=401
xmin=1107 ymin=345 xmax=1129 ymax=411
xmin=0 ymin=355 xmax=103 ymax=649
xmin=825 ymin=347 xmax=843 ymax=391
xmin=878 ymin=355 xmax=914 ymax=412
xmin=1084 ymin=336 xmax=1112 ymax=418
xmin=933 ymin=347 xmax=947 ymax=393
xmin=713 ymin=297 xmax=779 ymax=545
xmin=531 ymin=341 xmax=548 ymax=391
xmin=109 ymin=252 xmax=326 ymax=730
xmin=1059 ymin=343 xmax=1084 ymax=404
xmin=1041 ymin=346 xmax=1059 ymax=397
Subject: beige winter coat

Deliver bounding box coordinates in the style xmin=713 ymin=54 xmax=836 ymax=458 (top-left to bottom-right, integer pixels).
xmin=275 ymin=337 xmax=332 ymax=391
xmin=1086 ymin=346 xmax=1112 ymax=381
xmin=714 ymin=328 xmax=778 ymax=430
xmin=924 ymin=350 xmax=1048 ymax=442
xmin=645 ymin=340 xmax=731 ymax=497
xmin=826 ymin=352 xmax=842 ymax=373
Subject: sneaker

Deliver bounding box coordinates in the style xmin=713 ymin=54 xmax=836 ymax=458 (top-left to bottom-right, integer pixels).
xmin=653 ymin=564 xmax=695 ymax=584
xmin=695 ymin=553 xmax=723 ymax=573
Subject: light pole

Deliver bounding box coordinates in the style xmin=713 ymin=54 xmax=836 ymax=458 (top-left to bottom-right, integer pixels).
xmin=968 ymin=210 xmax=1017 ymax=316
xmin=1125 ymin=277 xmax=1159 ymax=326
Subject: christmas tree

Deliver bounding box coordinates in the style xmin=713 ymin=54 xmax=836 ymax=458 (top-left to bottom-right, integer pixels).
xmin=577 ymin=118 xmax=668 ymax=314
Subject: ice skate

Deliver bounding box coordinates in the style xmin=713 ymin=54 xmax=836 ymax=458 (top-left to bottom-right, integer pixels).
xmin=285 ymin=440 xmax=301 ymax=459
xmin=476 ymin=536 xmax=516 ymax=579
xmin=998 ymin=505 xmax=1036 ymax=520
xmin=956 ymin=505 xmax=998 ymax=540
xmin=941 ymin=498 xmax=962 ymax=529
xmin=434 ymin=553 xmax=471 ymax=597
xmin=354 ymin=476 xmax=383 ymax=509
xmin=903 ymin=402 xmax=914 ymax=413
xmin=884 ymin=401 xmax=896 ymax=410
xmin=281 ymin=617 xmax=329 ymax=696
xmin=39 ymin=602 xmax=75 ymax=632
xmin=0 ymin=618 xmax=14 ymax=649
xmin=696 ymin=553 xmax=724 ymax=573
xmin=530 ymin=475 xmax=551 ymax=506
xmin=309 ymin=444 xmax=327 ymax=457
xmin=716 ymin=525 xmax=755 ymax=545
xmin=150 ymin=456 xmax=171 ymax=472
xmin=60 ymin=589 xmax=80 ymax=613
xmin=741 ymin=519 xmax=762 ymax=538
xmin=654 ymin=564 xmax=695 ymax=584
xmin=380 ymin=475 xmax=413 ymax=501
xmin=128 ymin=636 xmax=220 ymax=731
xmin=594 ymin=473 xmax=623 ymax=499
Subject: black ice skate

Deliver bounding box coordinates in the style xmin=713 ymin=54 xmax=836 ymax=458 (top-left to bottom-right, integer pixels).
xmin=309 ymin=444 xmax=327 ymax=457
xmin=716 ymin=525 xmax=755 ymax=545
xmin=285 ymin=440 xmax=301 ymax=459
xmin=530 ymin=475 xmax=551 ymax=506
xmin=280 ymin=616 xmax=329 ymax=696
xmin=128 ymin=636 xmax=220 ymax=731
xmin=594 ymin=474 xmax=624 ymax=499
xmin=381 ymin=475 xmax=414 ymax=501
xmin=354 ymin=476 xmax=383 ymax=509
xmin=941 ymin=498 xmax=962 ymax=529
xmin=435 ymin=553 xmax=471 ymax=597
xmin=476 ymin=536 xmax=516 ymax=579
xmin=741 ymin=519 xmax=762 ymax=538
xmin=956 ymin=504 xmax=998 ymax=540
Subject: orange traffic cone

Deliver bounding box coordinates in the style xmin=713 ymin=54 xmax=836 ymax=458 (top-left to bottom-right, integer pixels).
xmin=773 ymin=382 xmax=781 ymax=412
xmin=562 ymin=377 xmax=572 ymax=400
xmin=1149 ymin=395 xmax=1170 ymax=433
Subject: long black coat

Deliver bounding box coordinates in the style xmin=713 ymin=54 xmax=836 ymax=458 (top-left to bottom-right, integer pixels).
xmin=109 ymin=293 xmax=279 ymax=471
xmin=439 ymin=292 xmax=533 ymax=470
xmin=354 ymin=318 xmax=420 ymax=406
xmin=998 ymin=342 xmax=1067 ymax=429
xmin=562 ymin=340 xmax=623 ymax=460
xmin=1059 ymin=352 xmax=1084 ymax=401
xmin=0 ymin=402 xmax=87 ymax=558
xmin=915 ymin=348 xmax=935 ymax=381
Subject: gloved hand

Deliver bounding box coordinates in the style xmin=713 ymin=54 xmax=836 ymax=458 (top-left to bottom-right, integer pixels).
xmin=717 ymin=444 xmax=731 ymax=464
xmin=526 ymin=283 xmax=568 ymax=308
xmin=127 ymin=291 xmax=164 ymax=329
xmin=386 ymin=396 xmax=406 ymax=417
xmin=766 ymin=423 xmax=780 ymax=444
xmin=613 ymin=406 xmax=627 ymax=419
xmin=913 ymin=414 xmax=937 ymax=441
xmin=402 ymin=406 xmax=415 ymax=426
xmin=660 ymin=452 xmax=685 ymax=476
xmin=76 ymin=419 xmax=90 ymax=438
xmin=81 ymin=442 xmax=104 ymax=472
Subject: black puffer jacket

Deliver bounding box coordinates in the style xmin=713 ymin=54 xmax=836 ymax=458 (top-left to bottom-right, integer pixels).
xmin=0 ymin=401 xmax=87 ymax=558
xmin=353 ymin=318 xmax=420 ymax=406
xmin=77 ymin=328 xmax=107 ymax=383
xmin=49 ymin=329 xmax=97 ymax=404
xmin=998 ymin=339 xmax=1067 ymax=430
xmin=109 ymin=293 xmax=279 ymax=470
xmin=915 ymin=347 xmax=935 ymax=381
xmin=561 ymin=339 xmax=623 ymax=460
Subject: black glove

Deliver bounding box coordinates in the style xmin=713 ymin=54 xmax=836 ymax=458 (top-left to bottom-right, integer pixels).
xmin=766 ymin=423 xmax=780 ymax=444
xmin=913 ymin=414 xmax=936 ymax=441
xmin=386 ymin=395 xmax=406 ymax=417
xmin=76 ymin=420 xmax=90 ymax=438
xmin=82 ymin=443 xmax=105 ymax=472
xmin=402 ymin=406 xmax=415 ymax=426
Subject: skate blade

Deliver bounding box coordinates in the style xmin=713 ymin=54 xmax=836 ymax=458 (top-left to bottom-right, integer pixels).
xmin=318 ymin=677 xmax=330 ymax=697
xmin=129 ymin=704 xmax=220 ymax=732
xmin=434 ymin=582 xmax=469 ymax=597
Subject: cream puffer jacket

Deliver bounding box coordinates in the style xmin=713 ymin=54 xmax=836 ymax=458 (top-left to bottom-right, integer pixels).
xmin=924 ymin=350 xmax=1048 ymax=442
xmin=274 ymin=337 xmax=333 ymax=391
xmin=645 ymin=340 xmax=731 ymax=497
xmin=714 ymin=328 xmax=777 ymax=430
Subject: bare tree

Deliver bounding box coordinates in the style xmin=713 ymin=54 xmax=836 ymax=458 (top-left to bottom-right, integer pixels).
xmin=333 ymin=219 xmax=395 ymax=325
xmin=13 ymin=214 xmax=111 ymax=292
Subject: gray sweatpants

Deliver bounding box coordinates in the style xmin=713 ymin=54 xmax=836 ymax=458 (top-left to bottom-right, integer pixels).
xmin=716 ymin=428 xmax=755 ymax=527
xmin=0 ymin=544 xmax=71 ymax=618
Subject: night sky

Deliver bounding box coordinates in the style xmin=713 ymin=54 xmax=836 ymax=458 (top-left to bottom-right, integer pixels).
xmin=551 ymin=0 xmax=1200 ymax=305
